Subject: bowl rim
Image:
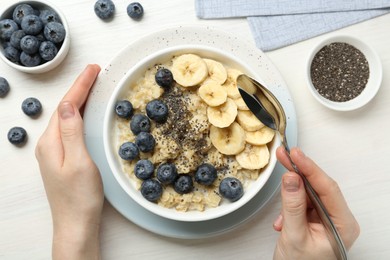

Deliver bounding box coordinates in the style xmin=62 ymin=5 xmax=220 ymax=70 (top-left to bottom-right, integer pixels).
xmin=306 ymin=34 xmax=382 ymax=111
xmin=0 ymin=0 xmax=70 ymax=73
xmin=103 ymin=44 xmax=280 ymax=222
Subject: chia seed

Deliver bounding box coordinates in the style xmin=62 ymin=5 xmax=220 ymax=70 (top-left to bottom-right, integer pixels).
xmin=310 ymin=42 xmax=370 ymax=102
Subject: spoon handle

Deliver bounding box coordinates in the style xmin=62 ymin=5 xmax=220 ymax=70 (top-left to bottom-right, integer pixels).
xmin=282 ymin=139 xmax=348 ymax=260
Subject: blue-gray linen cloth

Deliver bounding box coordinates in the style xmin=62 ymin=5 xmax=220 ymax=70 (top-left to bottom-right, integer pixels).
xmin=195 ymin=0 xmax=390 ymax=51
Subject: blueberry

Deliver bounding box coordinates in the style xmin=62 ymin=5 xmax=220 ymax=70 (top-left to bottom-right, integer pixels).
xmin=39 ymin=41 xmax=58 ymax=61
xmin=174 ymin=175 xmax=194 ymax=194
xmin=35 ymin=33 xmax=46 ymax=43
xmin=94 ymin=0 xmax=115 ymax=20
xmin=157 ymin=163 xmax=178 ymax=185
xmin=20 ymin=35 xmax=40 ymax=54
xmin=118 ymin=142 xmax=139 ymax=161
xmin=21 ymin=15 xmax=43 ymax=35
xmin=33 ymin=9 xmax=41 ymax=17
xmin=155 ymin=68 xmax=174 ymax=89
xmin=2 ymin=41 xmax=12 ymax=49
xmin=0 ymin=77 xmax=10 ymax=97
xmin=39 ymin=10 xmax=59 ymax=25
xmin=127 ymin=2 xmax=144 ymax=20
xmin=219 ymin=177 xmax=244 ymax=202
xmin=0 ymin=19 xmax=19 ymax=41
xmin=21 ymin=97 xmax=42 ymax=117
xmin=7 ymin=127 xmax=27 ymax=145
xmin=12 ymin=4 xmax=35 ymax=25
xmin=10 ymin=30 xmax=26 ymax=49
xmin=135 ymin=132 xmax=155 ymax=153
xmin=4 ymin=46 xmax=20 ymax=63
xmin=146 ymin=99 xmax=168 ymax=123
xmin=134 ymin=159 xmax=154 ymax=180
xmin=130 ymin=114 xmax=151 ymax=135
xmin=141 ymin=179 xmax=162 ymax=202
xmin=115 ymin=100 xmax=133 ymax=119
xmin=20 ymin=52 xmax=41 ymax=67
xmin=195 ymin=163 xmax=217 ymax=186
xmin=44 ymin=22 xmax=66 ymax=44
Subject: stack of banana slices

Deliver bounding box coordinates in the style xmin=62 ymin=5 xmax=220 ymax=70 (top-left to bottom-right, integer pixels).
xmin=171 ymin=54 xmax=275 ymax=171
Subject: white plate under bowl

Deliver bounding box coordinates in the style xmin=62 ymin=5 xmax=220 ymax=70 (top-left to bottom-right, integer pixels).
xmin=103 ymin=44 xmax=280 ymax=222
xmin=84 ymin=26 xmax=297 ymax=239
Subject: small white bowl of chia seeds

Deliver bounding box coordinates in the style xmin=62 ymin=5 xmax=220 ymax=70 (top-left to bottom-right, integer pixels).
xmin=0 ymin=0 xmax=70 ymax=73
xmin=306 ymin=35 xmax=382 ymax=111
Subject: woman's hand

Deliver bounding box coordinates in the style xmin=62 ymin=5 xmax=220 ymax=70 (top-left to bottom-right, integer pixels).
xmin=35 ymin=64 xmax=103 ymax=260
xmin=273 ymin=147 xmax=360 ymax=260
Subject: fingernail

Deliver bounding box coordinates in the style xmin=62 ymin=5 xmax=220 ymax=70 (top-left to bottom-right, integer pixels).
xmin=273 ymin=214 xmax=283 ymax=228
xmin=296 ymin=148 xmax=306 ymax=158
xmin=59 ymin=102 xmax=75 ymax=119
xmin=283 ymin=175 xmax=300 ymax=192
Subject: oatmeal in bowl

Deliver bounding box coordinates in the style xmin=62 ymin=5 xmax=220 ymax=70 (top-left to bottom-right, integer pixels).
xmin=103 ymin=45 xmax=280 ymax=222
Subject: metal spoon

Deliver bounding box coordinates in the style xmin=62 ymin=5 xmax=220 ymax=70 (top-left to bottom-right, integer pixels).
xmin=237 ymin=74 xmax=348 ymax=260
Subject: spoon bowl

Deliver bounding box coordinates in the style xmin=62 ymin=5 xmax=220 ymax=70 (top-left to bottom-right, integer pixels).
xmin=237 ymin=74 xmax=348 ymax=260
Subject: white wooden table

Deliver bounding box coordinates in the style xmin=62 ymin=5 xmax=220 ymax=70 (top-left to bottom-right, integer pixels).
xmin=1 ymin=1 xmax=389 ymax=259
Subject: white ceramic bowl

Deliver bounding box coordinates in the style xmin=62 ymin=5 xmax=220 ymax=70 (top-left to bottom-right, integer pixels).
xmin=103 ymin=45 xmax=280 ymax=222
xmin=0 ymin=0 xmax=70 ymax=73
xmin=306 ymin=35 xmax=382 ymax=111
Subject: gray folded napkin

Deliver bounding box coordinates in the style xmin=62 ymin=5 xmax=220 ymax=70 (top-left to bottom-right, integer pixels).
xmin=195 ymin=0 xmax=390 ymax=51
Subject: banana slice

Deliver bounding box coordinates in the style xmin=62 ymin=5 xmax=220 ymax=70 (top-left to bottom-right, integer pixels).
xmin=171 ymin=54 xmax=208 ymax=87
xmin=222 ymin=68 xmax=242 ymax=99
xmin=233 ymin=96 xmax=250 ymax=110
xmin=207 ymin=98 xmax=237 ymax=128
xmin=198 ymin=80 xmax=228 ymax=107
xmin=204 ymin=58 xmax=228 ymax=85
xmin=236 ymin=144 xmax=270 ymax=170
xmin=209 ymin=122 xmax=246 ymax=155
xmin=236 ymin=110 xmax=264 ymax=131
xmin=245 ymin=127 xmax=275 ymax=145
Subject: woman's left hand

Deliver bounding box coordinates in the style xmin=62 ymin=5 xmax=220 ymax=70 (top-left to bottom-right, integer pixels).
xmin=35 ymin=64 xmax=103 ymax=260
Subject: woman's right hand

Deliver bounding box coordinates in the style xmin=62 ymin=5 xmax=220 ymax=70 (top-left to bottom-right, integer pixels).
xmin=273 ymin=147 xmax=360 ymax=260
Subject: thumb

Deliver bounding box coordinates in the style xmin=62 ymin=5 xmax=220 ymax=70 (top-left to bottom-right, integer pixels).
xmin=58 ymin=101 xmax=88 ymax=163
xmin=280 ymin=172 xmax=308 ymax=242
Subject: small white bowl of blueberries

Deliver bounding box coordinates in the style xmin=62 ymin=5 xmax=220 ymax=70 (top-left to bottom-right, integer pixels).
xmin=0 ymin=0 xmax=70 ymax=73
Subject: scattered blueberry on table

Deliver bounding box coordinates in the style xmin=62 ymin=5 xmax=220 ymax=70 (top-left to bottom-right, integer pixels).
xmin=7 ymin=126 xmax=27 ymax=146
xmin=21 ymin=97 xmax=42 ymax=117
xmin=127 ymin=2 xmax=144 ymax=20
xmin=94 ymin=0 xmax=115 ymax=20
xmin=0 ymin=4 xmax=66 ymax=67
xmin=0 ymin=77 xmax=10 ymax=97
